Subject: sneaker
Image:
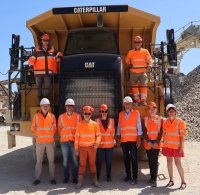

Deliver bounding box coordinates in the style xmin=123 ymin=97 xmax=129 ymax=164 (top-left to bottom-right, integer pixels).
xmin=73 ymin=178 xmax=78 ymax=184
xmin=124 ymin=176 xmax=131 ymax=182
xmin=33 ymin=180 xmax=40 ymax=185
xmin=63 ymin=178 xmax=69 ymax=183
xmin=50 ymin=179 xmax=56 ymax=185
xmin=131 ymin=178 xmax=137 ymax=185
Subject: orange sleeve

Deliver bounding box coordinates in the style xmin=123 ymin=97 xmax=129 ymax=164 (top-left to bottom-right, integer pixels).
xmin=95 ymin=123 xmax=101 ymax=145
xmin=31 ymin=114 xmax=36 ymax=132
xmin=53 ymin=114 xmax=57 ymax=133
xmin=125 ymin=50 xmax=132 ymax=65
xmin=74 ymin=124 xmax=80 ymax=150
xmin=145 ymin=49 xmax=153 ymax=65
xmin=57 ymin=115 xmax=62 ymax=135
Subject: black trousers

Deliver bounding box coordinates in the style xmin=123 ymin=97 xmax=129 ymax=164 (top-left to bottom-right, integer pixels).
xmin=121 ymin=142 xmax=138 ymax=179
xmin=146 ymin=149 xmax=160 ymax=181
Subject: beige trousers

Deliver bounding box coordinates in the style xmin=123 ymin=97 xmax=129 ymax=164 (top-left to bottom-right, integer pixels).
xmin=35 ymin=142 xmax=55 ymax=180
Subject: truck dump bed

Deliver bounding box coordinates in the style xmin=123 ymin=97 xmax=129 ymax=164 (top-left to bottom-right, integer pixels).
xmin=26 ymin=5 xmax=160 ymax=57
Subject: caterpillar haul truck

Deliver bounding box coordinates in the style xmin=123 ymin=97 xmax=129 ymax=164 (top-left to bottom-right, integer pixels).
xmin=7 ymin=5 xmax=176 ymax=150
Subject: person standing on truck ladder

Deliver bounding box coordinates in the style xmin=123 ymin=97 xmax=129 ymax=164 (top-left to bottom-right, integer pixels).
xmin=125 ymin=36 xmax=153 ymax=106
xmin=162 ymin=104 xmax=187 ymax=190
xmin=31 ymin=98 xmax=57 ymax=185
xmin=116 ymin=96 xmax=142 ymax=185
xmin=75 ymin=106 xmax=101 ymax=189
xmin=58 ymin=98 xmax=81 ymax=184
xmin=142 ymin=102 xmax=163 ymax=187
xmin=28 ymin=33 xmax=63 ymax=104
xmin=95 ymin=104 xmax=115 ymax=182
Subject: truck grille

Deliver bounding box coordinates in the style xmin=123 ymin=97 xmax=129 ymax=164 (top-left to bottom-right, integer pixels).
xmin=59 ymin=72 xmax=121 ymax=119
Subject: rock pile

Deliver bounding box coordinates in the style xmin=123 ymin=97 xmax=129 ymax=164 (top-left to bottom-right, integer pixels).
xmin=171 ymin=65 xmax=200 ymax=141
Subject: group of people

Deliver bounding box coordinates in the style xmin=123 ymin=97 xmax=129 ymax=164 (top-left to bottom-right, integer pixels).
xmin=31 ymin=96 xmax=187 ymax=190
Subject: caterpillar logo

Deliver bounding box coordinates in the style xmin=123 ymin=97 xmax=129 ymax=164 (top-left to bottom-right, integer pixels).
xmin=85 ymin=62 xmax=95 ymax=68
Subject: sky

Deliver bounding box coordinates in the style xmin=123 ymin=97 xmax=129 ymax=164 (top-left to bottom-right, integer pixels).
xmin=0 ymin=0 xmax=200 ymax=81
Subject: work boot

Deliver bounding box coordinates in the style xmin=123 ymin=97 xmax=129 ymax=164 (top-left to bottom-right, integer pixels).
xmin=92 ymin=174 xmax=100 ymax=187
xmin=76 ymin=175 xmax=84 ymax=189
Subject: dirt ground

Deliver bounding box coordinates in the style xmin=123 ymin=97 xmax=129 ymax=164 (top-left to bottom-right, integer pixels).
xmin=0 ymin=126 xmax=199 ymax=195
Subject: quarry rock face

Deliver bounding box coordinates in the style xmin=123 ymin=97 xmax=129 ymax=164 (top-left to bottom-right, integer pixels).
xmin=171 ymin=65 xmax=200 ymax=141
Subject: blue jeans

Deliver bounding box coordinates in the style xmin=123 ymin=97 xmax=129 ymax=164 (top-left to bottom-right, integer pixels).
xmin=61 ymin=141 xmax=78 ymax=179
xmin=121 ymin=142 xmax=138 ymax=179
xmin=96 ymin=148 xmax=113 ymax=178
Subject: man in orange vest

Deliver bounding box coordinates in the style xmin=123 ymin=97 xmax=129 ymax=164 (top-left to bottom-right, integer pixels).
xmin=162 ymin=104 xmax=187 ymax=189
xmin=125 ymin=35 xmax=153 ymax=105
xmin=95 ymin=104 xmax=115 ymax=182
xmin=75 ymin=106 xmax=101 ymax=189
xmin=58 ymin=98 xmax=81 ymax=184
xmin=31 ymin=98 xmax=57 ymax=185
xmin=116 ymin=96 xmax=142 ymax=185
xmin=142 ymin=102 xmax=163 ymax=187
xmin=28 ymin=33 xmax=63 ymax=104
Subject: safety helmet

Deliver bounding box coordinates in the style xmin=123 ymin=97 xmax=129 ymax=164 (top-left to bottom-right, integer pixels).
xmin=65 ymin=98 xmax=75 ymax=106
xmin=40 ymin=98 xmax=50 ymax=106
xmin=134 ymin=35 xmax=143 ymax=42
xmin=41 ymin=33 xmax=50 ymax=40
xmin=99 ymin=104 xmax=108 ymax=111
xmin=82 ymin=106 xmax=94 ymax=113
xmin=123 ymin=96 xmax=133 ymax=103
xmin=166 ymin=104 xmax=176 ymax=112
xmin=147 ymin=102 xmax=157 ymax=108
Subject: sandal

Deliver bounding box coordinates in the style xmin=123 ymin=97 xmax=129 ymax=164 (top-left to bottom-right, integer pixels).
xmin=166 ymin=180 xmax=174 ymax=187
xmin=179 ymin=182 xmax=186 ymax=190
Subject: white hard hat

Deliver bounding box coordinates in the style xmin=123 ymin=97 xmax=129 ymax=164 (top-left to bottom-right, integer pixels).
xmin=65 ymin=98 xmax=75 ymax=106
xmin=40 ymin=98 xmax=50 ymax=106
xmin=123 ymin=96 xmax=133 ymax=103
xmin=166 ymin=104 xmax=176 ymax=112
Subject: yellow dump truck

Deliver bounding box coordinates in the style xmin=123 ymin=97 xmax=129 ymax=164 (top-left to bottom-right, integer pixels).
xmin=7 ymin=5 xmax=176 ymax=149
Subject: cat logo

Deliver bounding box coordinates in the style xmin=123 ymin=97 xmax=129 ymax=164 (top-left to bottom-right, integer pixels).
xmin=85 ymin=62 xmax=95 ymax=68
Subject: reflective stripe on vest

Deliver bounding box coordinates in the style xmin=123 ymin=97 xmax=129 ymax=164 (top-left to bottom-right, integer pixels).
xmin=144 ymin=116 xmax=161 ymax=150
xmin=96 ymin=118 xmax=115 ymax=148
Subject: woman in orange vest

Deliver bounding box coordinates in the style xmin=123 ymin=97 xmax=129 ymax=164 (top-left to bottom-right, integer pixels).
xmin=125 ymin=36 xmax=153 ymax=106
xmin=75 ymin=106 xmax=101 ymax=189
xmin=95 ymin=104 xmax=115 ymax=182
xmin=31 ymin=98 xmax=57 ymax=185
xmin=162 ymin=104 xmax=187 ymax=190
xmin=58 ymin=98 xmax=81 ymax=184
xmin=142 ymin=102 xmax=163 ymax=187
xmin=28 ymin=33 xmax=63 ymax=104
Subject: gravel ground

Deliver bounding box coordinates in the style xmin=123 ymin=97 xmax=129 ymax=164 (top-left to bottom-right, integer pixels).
xmin=0 ymin=126 xmax=200 ymax=195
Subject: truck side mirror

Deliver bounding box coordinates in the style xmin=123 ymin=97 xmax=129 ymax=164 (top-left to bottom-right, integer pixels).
xmin=10 ymin=34 xmax=20 ymax=70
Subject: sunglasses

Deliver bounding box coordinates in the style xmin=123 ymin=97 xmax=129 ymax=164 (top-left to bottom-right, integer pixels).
xmin=100 ymin=110 xmax=108 ymax=113
xmin=84 ymin=113 xmax=91 ymax=116
xmin=134 ymin=41 xmax=142 ymax=44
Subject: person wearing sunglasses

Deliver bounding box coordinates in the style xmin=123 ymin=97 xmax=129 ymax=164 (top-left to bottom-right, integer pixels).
xmin=142 ymin=102 xmax=163 ymax=187
xmin=28 ymin=33 xmax=63 ymax=105
xmin=162 ymin=104 xmax=187 ymax=190
xmin=75 ymin=106 xmax=101 ymax=189
xmin=125 ymin=35 xmax=153 ymax=106
xmin=58 ymin=98 xmax=81 ymax=184
xmin=95 ymin=104 xmax=115 ymax=182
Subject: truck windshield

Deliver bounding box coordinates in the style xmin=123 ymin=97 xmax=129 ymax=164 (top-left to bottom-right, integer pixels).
xmin=65 ymin=29 xmax=119 ymax=55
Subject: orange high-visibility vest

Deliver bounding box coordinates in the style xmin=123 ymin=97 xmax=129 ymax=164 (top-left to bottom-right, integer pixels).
xmin=118 ymin=110 xmax=139 ymax=142
xmin=95 ymin=118 xmax=115 ymax=148
xmin=162 ymin=117 xmax=187 ymax=149
xmin=28 ymin=46 xmax=62 ymax=75
xmin=143 ymin=115 xmax=162 ymax=150
xmin=58 ymin=112 xmax=81 ymax=142
xmin=125 ymin=48 xmax=152 ymax=73
xmin=31 ymin=112 xmax=56 ymax=143
xmin=74 ymin=120 xmax=101 ymax=150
